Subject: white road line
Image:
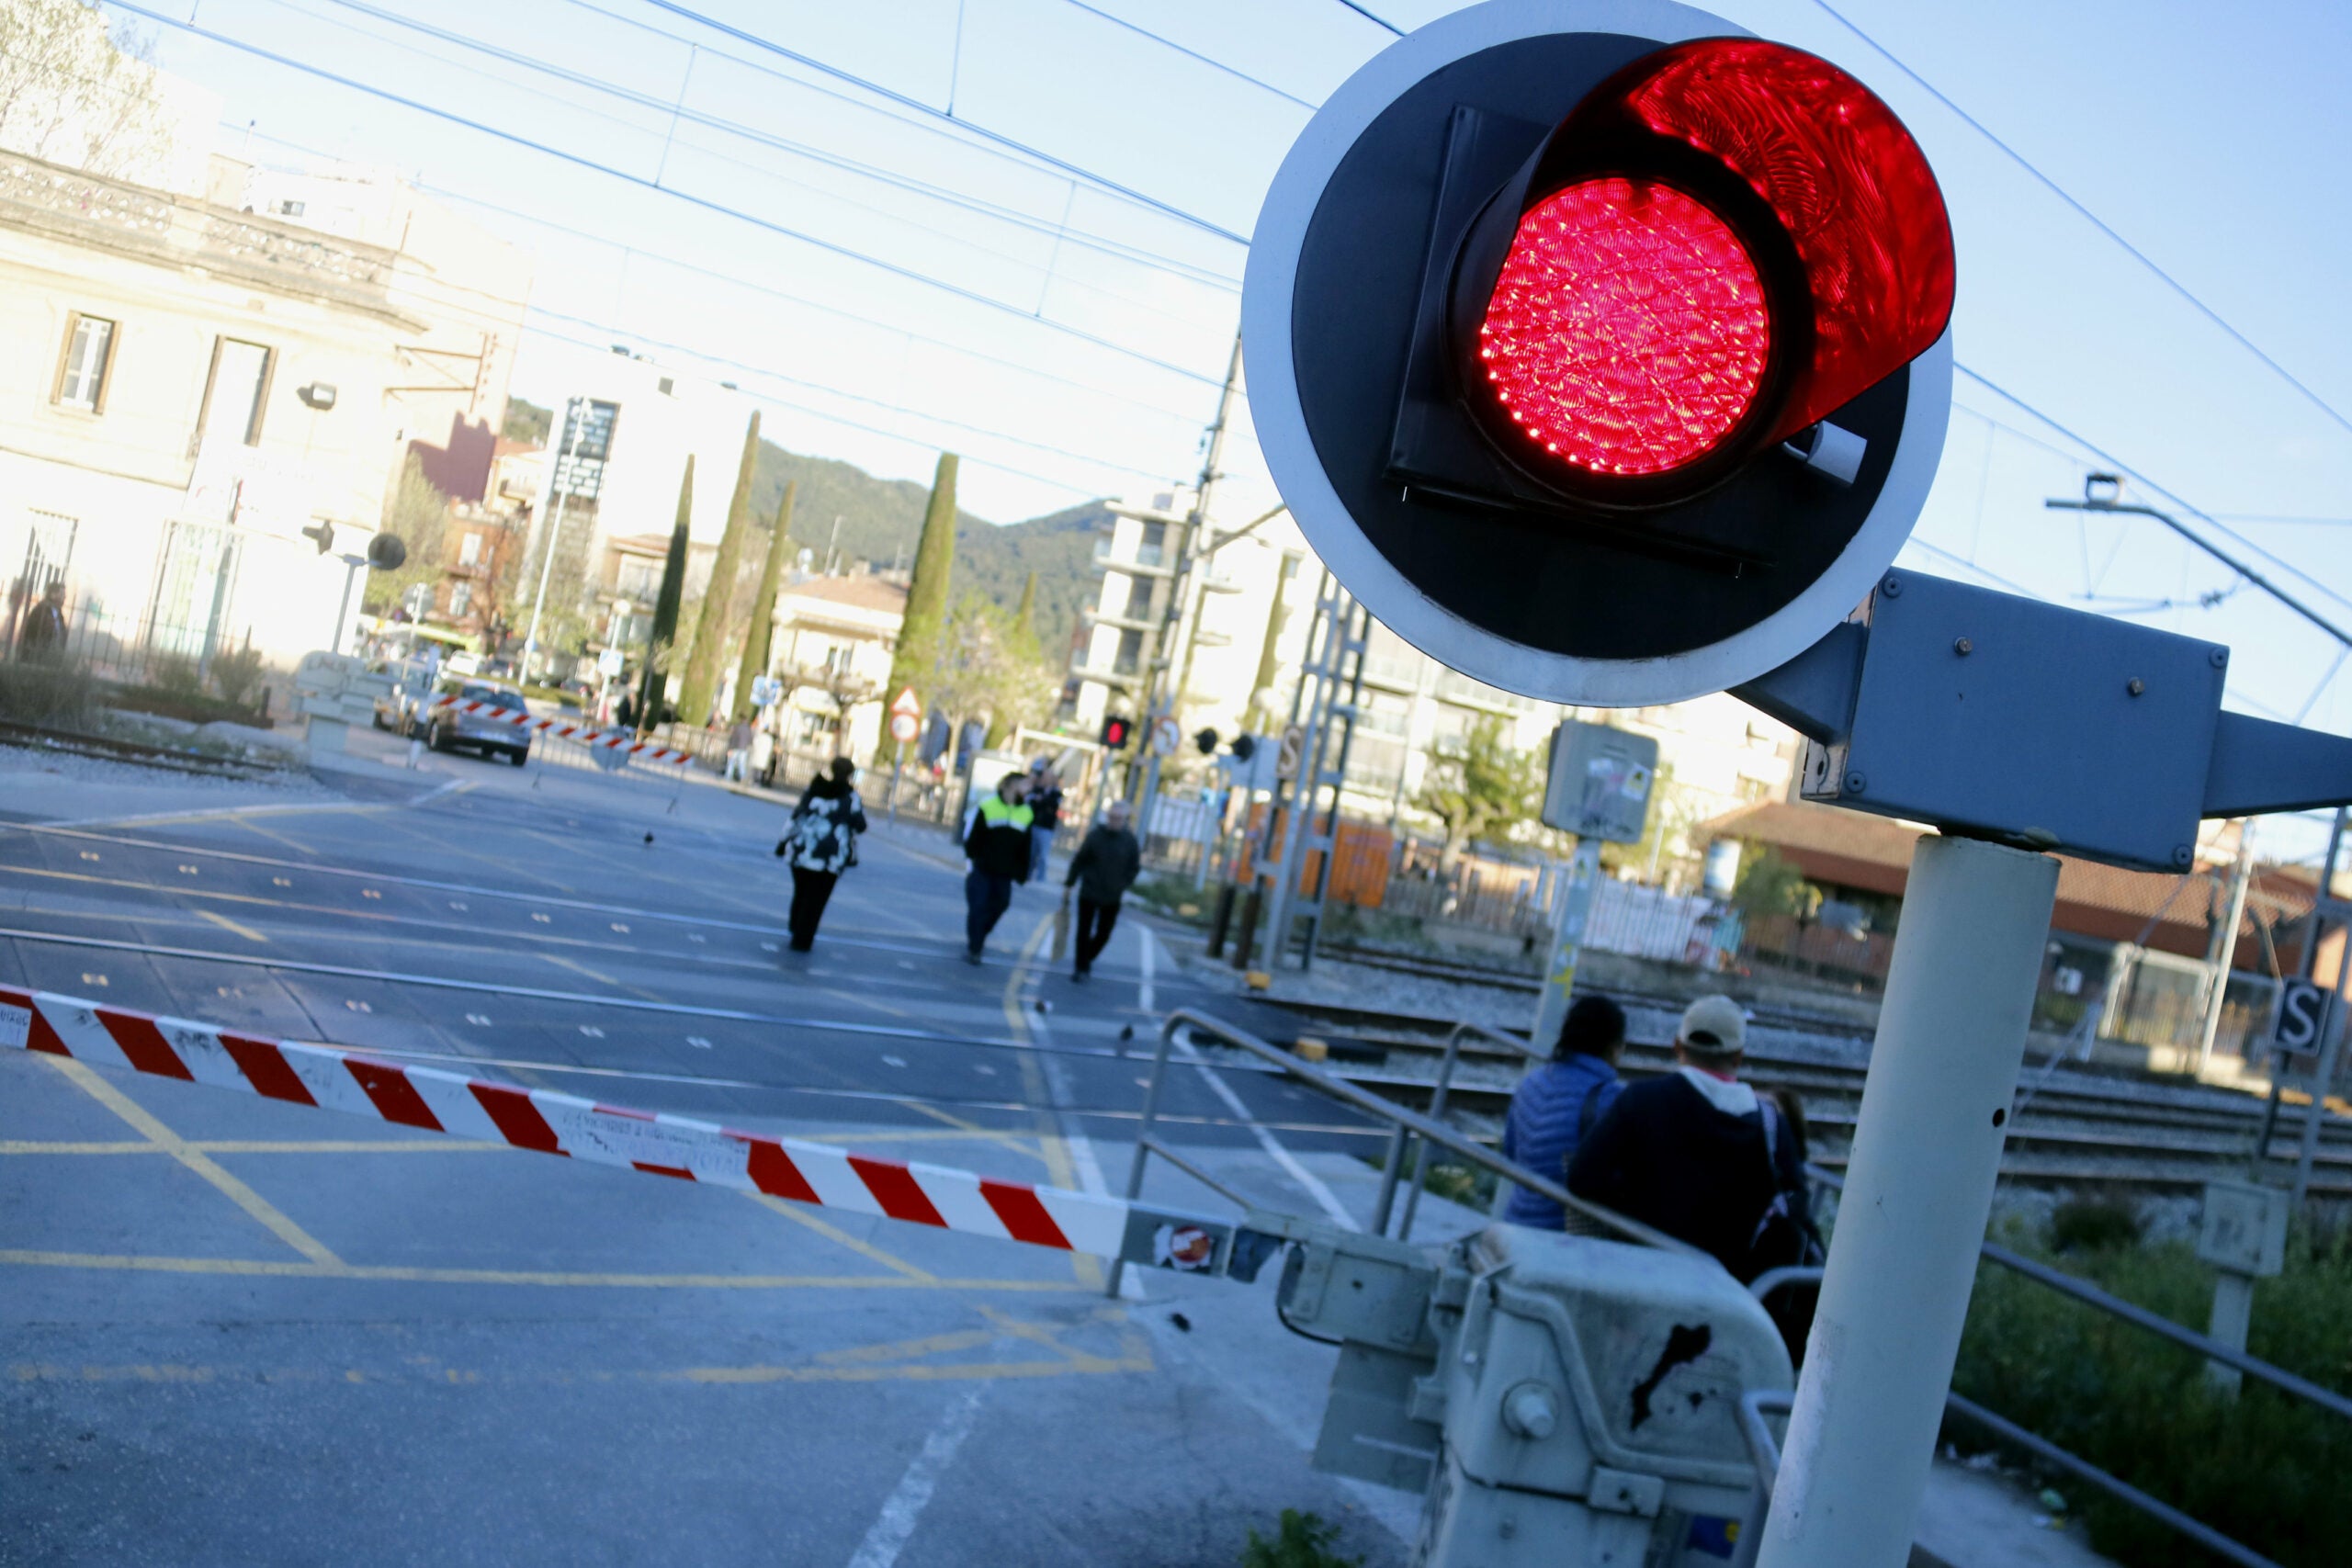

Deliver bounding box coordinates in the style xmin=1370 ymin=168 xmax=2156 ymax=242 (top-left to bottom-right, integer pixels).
xmin=1136 ymin=919 xmax=1156 ymax=1014
xmin=1148 ymin=923 xmax=1356 ymax=1230
xmin=843 ymin=1385 xmax=985 ymax=1568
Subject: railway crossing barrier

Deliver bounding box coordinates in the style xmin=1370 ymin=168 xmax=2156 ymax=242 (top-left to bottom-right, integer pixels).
xmin=421 ymin=695 xmax=695 ymax=767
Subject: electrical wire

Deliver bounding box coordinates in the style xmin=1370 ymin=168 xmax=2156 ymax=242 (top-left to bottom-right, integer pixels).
xmin=1327 ymin=0 xmax=1404 ymax=35
xmin=108 ymin=0 xmax=1233 ymax=392
xmin=299 ymin=0 xmax=1241 ymax=297
xmin=1057 ymin=0 xmax=1317 ymax=109
xmin=1809 ymin=0 xmax=2352 ymax=445
xmin=628 ymin=0 xmax=1251 ymax=244
xmin=526 ymin=304 xmax=1179 ymax=483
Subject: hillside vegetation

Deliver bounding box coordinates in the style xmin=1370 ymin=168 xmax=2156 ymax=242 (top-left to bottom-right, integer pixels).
xmin=501 ymin=399 xmax=1110 ymax=658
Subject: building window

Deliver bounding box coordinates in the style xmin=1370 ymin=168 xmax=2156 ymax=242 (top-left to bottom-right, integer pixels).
xmin=458 ymin=532 xmax=481 ymax=567
xmin=276 ymin=198 xmax=306 ymax=217
xmin=54 ymin=314 xmax=116 ymax=412
xmin=198 ymin=337 xmax=274 ymax=447
xmin=449 ymin=581 xmax=472 ymax=617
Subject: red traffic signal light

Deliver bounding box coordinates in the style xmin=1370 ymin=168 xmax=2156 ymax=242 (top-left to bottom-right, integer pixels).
xmin=1245 ymin=2 xmax=1954 ymax=706
xmin=1101 ymin=716 xmax=1133 ymax=750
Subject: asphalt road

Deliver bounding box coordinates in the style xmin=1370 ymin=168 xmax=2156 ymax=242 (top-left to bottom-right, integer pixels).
xmin=0 ymin=740 xmax=1412 ymax=1567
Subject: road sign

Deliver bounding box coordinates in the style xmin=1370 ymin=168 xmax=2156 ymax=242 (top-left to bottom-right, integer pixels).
xmin=1242 ymin=0 xmax=1953 ymax=706
xmin=1150 ymin=716 xmax=1181 ymax=758
xmin=2271 ymin=977 xmax=2328 ymax=1058
xmin=597 ymin=647 xmax=625 ymax=679
xmin=889 ymin=710 xmax=920 ymax=745
xmin=750 ymin=673 xmax=784 ymax=708
xmin=1274 ymin=724 xmax=1304 ymax=782
xmin=889 ymin=686 xmax=921 ymax=718
xmin=1540 ymin=721 xmax=1658 ymax=843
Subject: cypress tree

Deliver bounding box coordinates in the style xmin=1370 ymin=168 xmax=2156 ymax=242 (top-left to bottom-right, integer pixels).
xmin=1014 ymin=569 xmax=1037 ymax=638
xmin=677 ymin=412 xmax=760 ymax=726
xmin=888 ymin=451 xmax=958 ymax=701
xmin=637 ymin=456 xmax=693 ymax=727
xmin=730 ymin=479 xmax=795 ymax=725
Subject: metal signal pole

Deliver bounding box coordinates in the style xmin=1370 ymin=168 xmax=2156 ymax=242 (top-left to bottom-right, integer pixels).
xmin=522 ymin=396 xmax=582 ymax=683
xmin=1134 ymin=331 xmax=1244 ymax=843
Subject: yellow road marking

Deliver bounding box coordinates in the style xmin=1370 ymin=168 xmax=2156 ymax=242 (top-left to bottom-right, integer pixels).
xmin=13 ymin=1355 xmax=1144 ymax=1387
xmin=1002 ymin=912 xmax=1106 ymax=1292
xmin=0 ymin=1139 xmax=509 ymax=1156
xmin=228 ymin=817 xmax=332 ymax=856
xmin=195 ymin=908 xmax=269 ymax=944
xmin=537 ymin=952 xmax=667 ymax=1002
xmin=746 ymin=1193 xmax=937 ymax=1282
xmin=971 ymin=1303 xmax=1139 ymax=1373
xmin=901 ymin=1099 xmax=1051 ymax=1169
xmin=813 ymin=1327 xmax=1000 ymax=1366
xmin=0 ymin=1249 xmax=1087 ymax=1291
xmin=46 ymin=1058 xmax=344 ymax=1269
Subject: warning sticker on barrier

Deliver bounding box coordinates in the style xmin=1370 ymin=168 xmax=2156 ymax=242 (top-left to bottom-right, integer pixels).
xmin=0 ymin=986 xmax=1238 ymax=1271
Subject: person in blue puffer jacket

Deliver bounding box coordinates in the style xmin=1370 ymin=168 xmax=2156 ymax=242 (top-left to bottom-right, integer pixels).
xmin=1498 ymin=994 xmax=1626 ymax=1229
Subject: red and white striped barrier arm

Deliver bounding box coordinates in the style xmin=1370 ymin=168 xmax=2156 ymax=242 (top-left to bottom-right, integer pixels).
xmin=0 ymin=986 xmax=1249 ymax=1276
xmin=423 ymin=697 xmax=694 ymax=766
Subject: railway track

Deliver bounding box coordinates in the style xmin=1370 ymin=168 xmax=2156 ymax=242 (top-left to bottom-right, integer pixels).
xmin=1312 ymin=942 xmax=1879 ymax=1040
xmin=1202 ymin=995 xmax=2352 ymax=1197
xmin=0 ymin=717 xmax=282 ymax=779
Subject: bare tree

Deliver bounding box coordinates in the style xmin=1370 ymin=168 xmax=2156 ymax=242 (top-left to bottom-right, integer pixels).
xmin=0 ymin=2 xmax=181 ymax=185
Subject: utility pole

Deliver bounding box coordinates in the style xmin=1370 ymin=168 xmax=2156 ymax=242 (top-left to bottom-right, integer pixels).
xmin=522 ymin=396 xmax=582 ymax=684
xmin=2194 ymin=821 xmax=2255 ymax=1078
xmin=1134 ymin=330 xmax=1244 ymax=842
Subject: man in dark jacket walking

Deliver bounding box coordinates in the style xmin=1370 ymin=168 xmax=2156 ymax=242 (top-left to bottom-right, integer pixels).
xmin=1024 ymin=758 xmax=1062 ymax=884
xmin=960 ymin=772 xmax=1032 ymax=964
xmin=1567 ymin=996 xmax=1815 ymax=1285
xmin=1498 ymin=995 xmax=1625 ymax=1229
xmin=1062 ymin=798 xmax=1140 ymax=980
xmin=775 ymin=757 xmax=865 ymax=952
xmin=17 ymin=581 xmax=67 ymax=660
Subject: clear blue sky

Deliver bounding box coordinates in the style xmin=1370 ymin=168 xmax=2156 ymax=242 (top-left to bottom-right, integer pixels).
xmin=110 ymin=0 xmax=2352 ymax=840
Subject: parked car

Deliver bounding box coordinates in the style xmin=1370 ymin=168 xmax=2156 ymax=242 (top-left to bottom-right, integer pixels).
xmin=370 ymin=658 xmax=438 ymax=732
xmin=419 ymin=679 xmax=532 ymax=766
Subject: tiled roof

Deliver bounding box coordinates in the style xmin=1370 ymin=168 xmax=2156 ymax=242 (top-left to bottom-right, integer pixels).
xmin=781 ymin=575 xmax=907 ymax=615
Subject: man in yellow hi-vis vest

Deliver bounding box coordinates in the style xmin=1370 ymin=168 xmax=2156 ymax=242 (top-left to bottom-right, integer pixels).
xmin=960 ymin=773 xmax=1034 ymax=964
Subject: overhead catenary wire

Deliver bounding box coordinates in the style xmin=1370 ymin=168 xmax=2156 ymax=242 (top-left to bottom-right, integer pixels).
xmin=1809 ymin=0 xmax=2352 ymax=446
xmin=296 ymin=0 xmax=1242 ymax=299
xmin=108 ymin=0 xmax=1233 ymax=394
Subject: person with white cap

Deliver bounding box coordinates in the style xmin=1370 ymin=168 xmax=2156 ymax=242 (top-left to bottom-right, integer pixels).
xmin=1566 ymin=994 xmax=1817 ymax=1287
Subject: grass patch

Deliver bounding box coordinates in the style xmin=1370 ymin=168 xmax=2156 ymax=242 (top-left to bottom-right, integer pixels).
xmin=0 ymin=658 xmax=97 ymax=730
xmin=1951 ymin=1218 xmax=2352 ymax=1567
xmin=1239 ymin=1509 xmax=1361 ymax=1568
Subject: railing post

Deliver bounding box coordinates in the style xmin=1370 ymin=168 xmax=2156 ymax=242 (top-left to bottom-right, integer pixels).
xmin=1396 ymin=1022 xmax=1472 ymax=1242
xmin=1104 ymin=1017 xmax=1181 ymax=1298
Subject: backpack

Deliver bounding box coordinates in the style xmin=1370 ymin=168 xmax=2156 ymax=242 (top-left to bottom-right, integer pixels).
xmin=1747 ymin=1100 xmax=1826 ymax=1277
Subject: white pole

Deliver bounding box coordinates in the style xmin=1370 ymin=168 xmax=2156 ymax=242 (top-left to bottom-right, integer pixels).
xmin=1756 ymin=835 xmax=2058 ymax=1568
xmin=2194 ymin=822 xmax=2255 ymax=1078
xmin=522 ymin=397 xmax=581 ymax=682
xmin=1529 ymin=840 xmax=1600 ymax=1050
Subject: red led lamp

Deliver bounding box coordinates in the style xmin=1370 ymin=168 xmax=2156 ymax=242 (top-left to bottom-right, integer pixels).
xmin=1455 ymin=38 xmax=1954 ymax=502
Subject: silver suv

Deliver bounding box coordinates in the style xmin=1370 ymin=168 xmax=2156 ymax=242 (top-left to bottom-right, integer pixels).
xmin=420 ymin=679 xmax=532 ymax=767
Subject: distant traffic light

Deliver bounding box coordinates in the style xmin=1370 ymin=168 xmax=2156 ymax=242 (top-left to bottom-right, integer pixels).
xmin=1243 ymin=5 xmax=1954 ymax=706
xmin=1230 ymin=733 xmax=1257 ymax=762
xmin=1100 ymin=715 xmax=1133 ymax=750
xmin=1194 ymin=728 xmax=1219 ymax=755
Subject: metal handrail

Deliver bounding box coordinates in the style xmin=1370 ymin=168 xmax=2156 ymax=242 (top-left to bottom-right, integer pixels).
xmin=1104 ymin=1009 xmax=1691 ymax=1294
xmin=1790 ymin=1164 xmax=2337 ymax=1567
xmin=1942 ymin=1393 xmax=2279 ymax=1568
xmin=1383 ymin=1020 xmax=1543 ymax=1241
xmin=1732 ymin=1390 xmax=1790 ymax=1568
xmin=1807 ymin=1165 xmax=2352 ymax=1426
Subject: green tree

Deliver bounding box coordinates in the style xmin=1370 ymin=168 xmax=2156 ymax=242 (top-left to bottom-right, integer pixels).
xmin=1729 ymin=844 xmax=1815 ymax=919
xmin=730 ymin=479 xmax=795 ymax=724
xmin=1415 ymin=713 xmax=1539 ymax=875
xmin=636 ymin=457 xmax=693 ymax=726
xmin=928 ymin=592 xmax=1056 ymax=753
xmin=499 ymin=397 xmax=551 ymax=447
xmin=887 ymin=452 xmax=958 ymax=701
xmin=677 ymin=412 xmax=760 ymax=725
xmin=1013 ymin=569 xmax=1036 ymax=638
xmin=360 ymin=453 xmax=450 ymax=617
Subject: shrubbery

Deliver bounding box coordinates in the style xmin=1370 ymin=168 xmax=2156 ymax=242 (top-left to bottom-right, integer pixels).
xmin=1951 ymin=1218 xmax=2352 ymax=1567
